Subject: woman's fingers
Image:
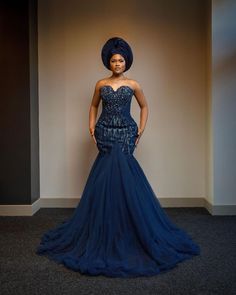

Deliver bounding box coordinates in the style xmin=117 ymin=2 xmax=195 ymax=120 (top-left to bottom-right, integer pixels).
xmin=135 ymin=133 xmax=141 ymax=146
xmin=92 ymin=134 xmax=97 ymax=144
xmin=89 ymin=128 xmax=97 ymax=144
xmin=91 ymin=133 xmax=97 ymax=144
xmin=135 ymin=128 xmax=144 ymax=146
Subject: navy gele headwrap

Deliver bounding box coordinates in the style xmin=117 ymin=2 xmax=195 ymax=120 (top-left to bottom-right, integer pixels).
xmin=101 ymin=37 xmax=133 ymax=72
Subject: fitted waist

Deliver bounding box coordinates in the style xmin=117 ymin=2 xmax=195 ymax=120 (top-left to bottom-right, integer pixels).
xmin=96 ymin=112 xmax=137 ymax=128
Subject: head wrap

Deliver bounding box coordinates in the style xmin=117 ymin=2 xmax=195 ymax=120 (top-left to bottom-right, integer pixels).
xmin=101 ymin=37 xmax=133 ymax=72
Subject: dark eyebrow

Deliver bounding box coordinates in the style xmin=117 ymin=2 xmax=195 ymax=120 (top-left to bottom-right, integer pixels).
xmin=111 ymin=58 xmax=124 ymax=61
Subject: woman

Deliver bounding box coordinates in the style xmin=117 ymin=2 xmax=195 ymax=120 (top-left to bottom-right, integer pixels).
xmin=89 ymin=38 xmax=148 ymax=151
xmin=36 ymin=37 xmax=200 ymax=278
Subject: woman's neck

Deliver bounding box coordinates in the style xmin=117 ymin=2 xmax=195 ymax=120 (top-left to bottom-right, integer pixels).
xmin=109 ymin=73 xmax=126 ymax=80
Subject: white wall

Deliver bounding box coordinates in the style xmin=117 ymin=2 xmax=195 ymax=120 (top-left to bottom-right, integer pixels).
xmin=212 ymin=0 xmax=236 ymax=205
xmin=38 ymin=0 xmax=208 ymax=201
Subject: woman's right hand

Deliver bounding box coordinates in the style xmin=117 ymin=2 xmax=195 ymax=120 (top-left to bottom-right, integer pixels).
xmin=89 ymin=127 xmax=97 ymax=144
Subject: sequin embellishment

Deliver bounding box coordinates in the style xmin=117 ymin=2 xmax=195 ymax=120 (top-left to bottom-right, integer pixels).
xmin=94 ymin=85 xmax=138 ymax=155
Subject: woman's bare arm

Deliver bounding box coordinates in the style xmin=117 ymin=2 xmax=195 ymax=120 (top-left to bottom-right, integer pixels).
xmin=89 ymin=81 xmax=102 ymax=143
xmin=132 ymin=80 xmax=149 ymax=145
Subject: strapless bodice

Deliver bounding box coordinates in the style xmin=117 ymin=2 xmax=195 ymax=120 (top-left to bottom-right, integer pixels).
xmin=95 ymin=85 xmax=137 ymax=128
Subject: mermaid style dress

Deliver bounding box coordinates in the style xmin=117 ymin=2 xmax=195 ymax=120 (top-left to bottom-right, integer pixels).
xmin=36 ymin=85 xmax=200 ymax=278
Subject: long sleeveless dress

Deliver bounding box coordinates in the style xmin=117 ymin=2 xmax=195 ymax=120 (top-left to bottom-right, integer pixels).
xmin=36 ymin=85 xmax=200 ymax=278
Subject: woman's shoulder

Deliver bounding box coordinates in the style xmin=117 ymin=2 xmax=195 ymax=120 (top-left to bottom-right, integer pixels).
xmin=126 ymin=79 xmax=143 ymax=93
xmin=94 ymin=78 xmax=110 ymax=88
xmin=127 ymin=78 xmax=141 ymax=87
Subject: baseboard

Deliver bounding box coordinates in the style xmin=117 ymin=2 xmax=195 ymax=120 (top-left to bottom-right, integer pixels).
xmin=0 ymin=197 xmax=236 ymax=216
xmin=204 ymin=199 xmax=236 ymax=215
xmin=0 ymin=198 xmax=41 ymax=216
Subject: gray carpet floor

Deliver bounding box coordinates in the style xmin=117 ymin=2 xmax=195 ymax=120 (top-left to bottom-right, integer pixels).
xmin=0 ymin=207 xmax=235 ymax=295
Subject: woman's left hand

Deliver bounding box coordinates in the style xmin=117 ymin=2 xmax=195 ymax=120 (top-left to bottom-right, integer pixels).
xmin=135 ymin=128 xmax=144 ymax=146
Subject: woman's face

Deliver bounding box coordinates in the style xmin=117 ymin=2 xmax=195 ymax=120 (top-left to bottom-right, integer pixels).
xmin=109 ymin=54 xmax=126 ymax=73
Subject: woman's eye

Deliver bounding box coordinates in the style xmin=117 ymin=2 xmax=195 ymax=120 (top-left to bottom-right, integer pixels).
xmin=111 ymin=60 xmax=124 ymax=63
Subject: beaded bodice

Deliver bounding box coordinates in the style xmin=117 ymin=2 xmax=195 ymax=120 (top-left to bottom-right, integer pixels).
xmin=96 ymin=85 xmax=137 ymax=128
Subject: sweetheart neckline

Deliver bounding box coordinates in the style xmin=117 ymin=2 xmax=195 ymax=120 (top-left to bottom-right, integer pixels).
xmin=100 ymin=85 xmax=134 ymax=93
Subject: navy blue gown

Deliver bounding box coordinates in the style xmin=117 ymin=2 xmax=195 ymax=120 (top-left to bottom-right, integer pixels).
xmin=36 ymin=85 xmax=200 ymax=277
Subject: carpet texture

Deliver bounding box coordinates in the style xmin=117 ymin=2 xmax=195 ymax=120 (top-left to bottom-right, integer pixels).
xmin=0 ymin=207 xmax=235 ymax=295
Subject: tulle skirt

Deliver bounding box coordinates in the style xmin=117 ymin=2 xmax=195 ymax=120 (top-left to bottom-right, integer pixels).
xmin=36 ymin=142 xmax=200 ymax=278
